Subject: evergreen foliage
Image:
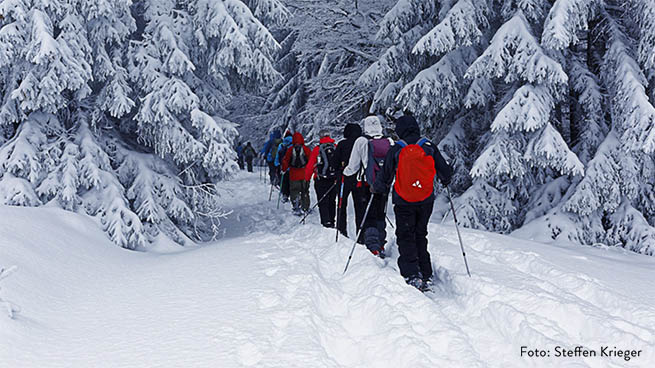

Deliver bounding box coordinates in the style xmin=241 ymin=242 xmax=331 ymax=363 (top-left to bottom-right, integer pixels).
xmin=0 ymin=0 xmax=284 ymax=249
xmin=362 ymin=0 xmax=655 ymax=255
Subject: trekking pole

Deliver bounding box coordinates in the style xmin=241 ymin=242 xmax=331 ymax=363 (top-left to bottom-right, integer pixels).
xmin=268 ymin=180 xmax=274 ymax=201
xmin=446 ymin=186 xmax=471 ymax=277
xmin=381 ymin=194 xmax=394 ymax=229
xmin=299 ymin=180 xmax=338 ymax=224
xmin=343 ymin=195 xmax=375 ymax=274
xmin=335 ymin=176 xmax=345 ymax=242
xmin=385 ymin=214 xmax=395 ymax=229
xmin=277 ymin=170 xmax=287 ymax=209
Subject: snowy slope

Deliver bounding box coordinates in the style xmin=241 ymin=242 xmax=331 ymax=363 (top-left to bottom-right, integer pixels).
xmin=1 ymin=171 xmax=654 ymax=367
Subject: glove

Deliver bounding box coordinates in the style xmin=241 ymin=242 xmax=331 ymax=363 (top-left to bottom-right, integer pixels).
xmin=441 ymin=176 xmax=452 ymax=187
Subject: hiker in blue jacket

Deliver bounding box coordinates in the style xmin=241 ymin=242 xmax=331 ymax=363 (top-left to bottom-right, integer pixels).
xmin=275 ymin=132 xmax=294 ymax=203
xmin=260 ymin=130 xmax=282 ymax=185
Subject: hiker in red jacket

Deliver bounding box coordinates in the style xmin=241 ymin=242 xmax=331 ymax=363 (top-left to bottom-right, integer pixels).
xmin=305 ymin=129 xmax=338 ymax=228
xmin=282 ymin=132 xmax=311 ymax=216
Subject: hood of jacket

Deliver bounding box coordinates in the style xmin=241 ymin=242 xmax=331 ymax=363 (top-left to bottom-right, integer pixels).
xmin=363 ymin=116 xmax=383 ymax=137
xmin=319 ymin=136 xmax=335 ymax=144
xmin=395 ymin=115 xmax=421 ymax=142
xmin=343 ymin=123 xmax=362 ymax=139
xmin=282 ymin=136 xmax=293 ymax=146
xmin=292 ymin=132 xmax=305 ymax=145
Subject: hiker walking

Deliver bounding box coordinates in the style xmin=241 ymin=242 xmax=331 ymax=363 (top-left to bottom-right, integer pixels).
xmin=344 ymin=115 xmax=394 ymax=256
xmin=236 ymin=142 xmax=245 ymax=170
xmin=343 ymin=116 xmax=391 ymax=245
xmin=282 ymin=132 xmax=311 ymax=216
xmin=305 ymin=129 xmax=338 ymax=228
xmin=260 ymin=130 xmax=282 ymax=186
xmin=275 ymin=132 xmax=293 ymax=203
xmin=334 ymin=123 xmax=363 ymax=238
xmin=372 ymin=114 xmax=452 ymax=291
xmin=243 ymin=142 xmax=257 ymax=172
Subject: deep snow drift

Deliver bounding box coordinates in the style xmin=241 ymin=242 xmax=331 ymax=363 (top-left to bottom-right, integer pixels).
xmin=1 ymin=171 xmax=654 ymax=367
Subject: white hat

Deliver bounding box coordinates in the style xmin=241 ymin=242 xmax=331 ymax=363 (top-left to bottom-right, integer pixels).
xmin=363 ymin=116 xmax=383 ymax=137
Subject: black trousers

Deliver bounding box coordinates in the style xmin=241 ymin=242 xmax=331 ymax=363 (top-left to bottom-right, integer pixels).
xmin=363 ymin=194 xmax=388 ymax=252
xmin=268 ymin=161 xmax=279 ymax=185
xmin=246 ymin=157 xmax=253 ymax=172
xmin=314 ymin=178 xmax=337 ymax=227
xmin=336 ymin=176 xmax=370 ymax=242
xmin=394 ymin=201 xmax=434 ymax=281
xmin=280 ymin=170 xmax=290 ymax=198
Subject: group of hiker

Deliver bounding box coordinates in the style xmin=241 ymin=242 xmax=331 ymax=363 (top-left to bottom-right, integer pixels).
xmin=256 ymin=114 xmax=453 ymax=292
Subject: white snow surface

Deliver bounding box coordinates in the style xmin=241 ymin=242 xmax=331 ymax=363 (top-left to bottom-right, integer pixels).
xmin=1 ymin=171 xmax=655 ymax=367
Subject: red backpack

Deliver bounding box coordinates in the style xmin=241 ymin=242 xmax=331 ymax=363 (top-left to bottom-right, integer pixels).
xmin=394 ymin=138 xmax=436 ymax=202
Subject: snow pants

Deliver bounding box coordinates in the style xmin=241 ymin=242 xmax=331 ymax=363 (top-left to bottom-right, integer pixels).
xmin=336 ymin=175 xmax=369 ymax=243
xmin=363 ymin=194 xmax=387 ymax=253
xmin=290 ymin=180 xmax=310 ymax=212
xmin=268 ymin=161 xmax=279 ymax=185
xmin=238 ymin=156 xmax=245 ymax=170
xmin=246 ymin=157 xmax=254 ymax=172
xmin=314 ymin=178 xmax=337 ymax=227
xmin=394 ymin=201 xmax=434 ymax=281
xmin=280 ymin=170 xmax=290 ymax=200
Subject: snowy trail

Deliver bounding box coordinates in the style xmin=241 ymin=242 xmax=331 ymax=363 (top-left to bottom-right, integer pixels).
xmin=2 ymin=171 xmax=655 ymax=367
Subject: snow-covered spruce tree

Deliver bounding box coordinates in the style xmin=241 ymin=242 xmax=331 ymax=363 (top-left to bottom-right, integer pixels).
xmin=361 ymin=0 xmax=655 ymax=254
xmin=231 ymin=0 xmax=395 ymax=145
xmin=560 ymin=3 xmax=655 ymax=254
xmin=0 ymin=0 xmax=283 ymax=249
xmin=360 ymin=0 xmax=491 ymax=193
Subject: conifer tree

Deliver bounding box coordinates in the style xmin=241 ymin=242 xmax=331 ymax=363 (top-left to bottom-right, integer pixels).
xmin=0 ymin=0 xmax=285 ymax=249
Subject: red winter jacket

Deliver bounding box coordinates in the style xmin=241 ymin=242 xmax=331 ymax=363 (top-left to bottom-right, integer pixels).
xmin=282 ymin=132 xmax=311 ymax=181
xmin=304 ymin=136 xmax=336 ymax=181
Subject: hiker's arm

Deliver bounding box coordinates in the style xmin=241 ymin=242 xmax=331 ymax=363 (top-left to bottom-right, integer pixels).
xmin=373 ymin=146 xmax=396 ymax=194
xmin=343 ymin=137 xmax=366 ymax=177
xmin=304 ymin=147 xmax=319 ymax=181
xmin=432 ymin=146 xmax=453 ymax=186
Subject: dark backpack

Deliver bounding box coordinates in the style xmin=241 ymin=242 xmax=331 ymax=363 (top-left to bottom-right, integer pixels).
xmin=316 ymin=142 xmax=338 ymax=179
xmin=393 ymin=138 xmax=436 ymax=202
xmin=244 ymin=146 xmax=255 ymax=159
xmin=290 ymin=145 xmax=308 ymax=168
xmin=365 ymin=138 xmax=391 ymax=184
xmin=269 ymin=138 xmax=282 ymax=161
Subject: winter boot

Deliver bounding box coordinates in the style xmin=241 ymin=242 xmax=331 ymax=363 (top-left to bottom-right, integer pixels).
xmin=406 ymin=277 xmax=425 ymax=291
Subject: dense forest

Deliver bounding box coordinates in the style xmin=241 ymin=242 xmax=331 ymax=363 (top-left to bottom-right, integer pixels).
xmin=1 ymin=0 xmax=653 ymax=255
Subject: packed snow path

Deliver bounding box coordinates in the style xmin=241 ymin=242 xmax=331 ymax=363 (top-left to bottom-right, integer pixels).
xmin=2 ymin=171 xmax=655 ymax=367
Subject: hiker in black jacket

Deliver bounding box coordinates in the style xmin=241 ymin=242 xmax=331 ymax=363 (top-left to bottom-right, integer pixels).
xmin=334 ymin=123 xmax=362 ymax=238
xmin=372 ymin=115 xmax=453 ymax=291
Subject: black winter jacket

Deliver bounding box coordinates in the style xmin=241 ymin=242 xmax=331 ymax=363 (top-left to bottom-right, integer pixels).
xmin=335 ymin=123 xmax=362 ymax=176
xmin=373 ymin=115 xmax=453 ymax=206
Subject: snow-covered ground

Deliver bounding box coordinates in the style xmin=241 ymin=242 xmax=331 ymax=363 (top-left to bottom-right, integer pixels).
xmin=1 ymin=170 xmax=654 ymax=367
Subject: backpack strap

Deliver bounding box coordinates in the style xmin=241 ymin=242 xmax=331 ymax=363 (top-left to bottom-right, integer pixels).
xmin=396 ymin=140 xmax=407 ymax=148
xmin=417 ymin=137 xmax=428 ymax=147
